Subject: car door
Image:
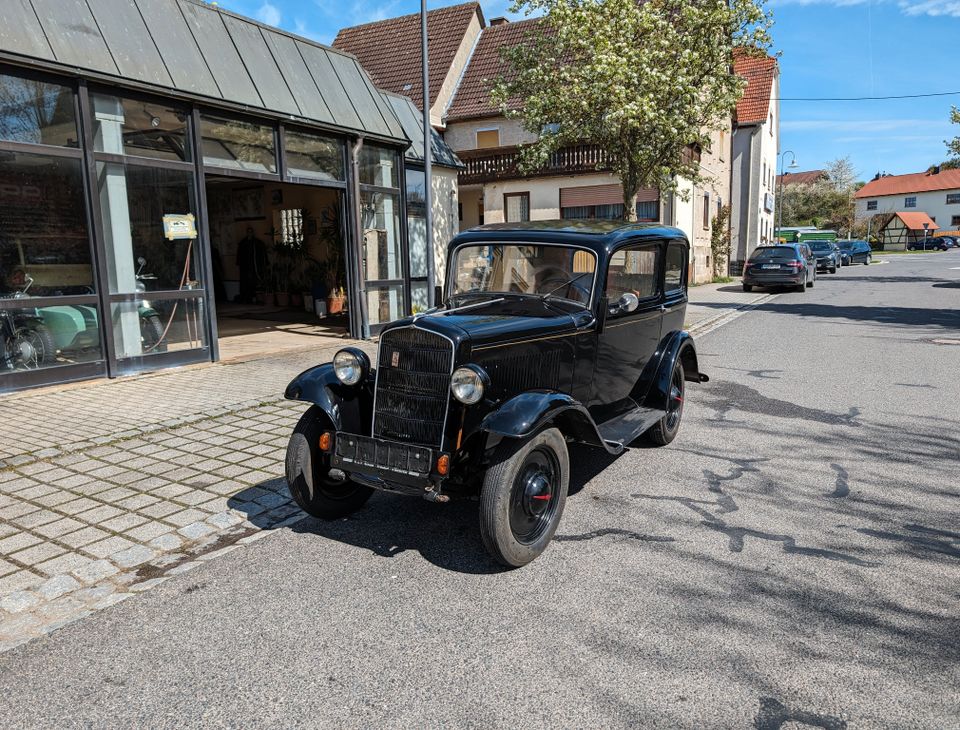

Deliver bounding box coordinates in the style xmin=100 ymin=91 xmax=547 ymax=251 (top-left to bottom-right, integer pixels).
xmin=588 ymin=240 xmax=663 ymax=425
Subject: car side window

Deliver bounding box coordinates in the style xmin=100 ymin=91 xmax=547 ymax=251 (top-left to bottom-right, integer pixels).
xmin=607 ymin=244 xmax=659 ymax=305
xmin=665 ymin=243 xmax=686 ymax=292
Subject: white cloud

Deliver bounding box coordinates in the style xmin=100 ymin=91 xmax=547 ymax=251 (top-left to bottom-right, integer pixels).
xmin=899 ymin=0 xmax=960 ymax=16
xmin=773 ymin=0 xmax=960 ymax=15
xmin=256 ymin=2 xmax=282 ymax=26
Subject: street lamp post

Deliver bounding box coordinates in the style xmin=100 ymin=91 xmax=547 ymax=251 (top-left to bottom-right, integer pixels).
xmin=775 ymin=150 xmax=798 ymax=243
xmin=923 ymin=221 xmax=929 ymax=250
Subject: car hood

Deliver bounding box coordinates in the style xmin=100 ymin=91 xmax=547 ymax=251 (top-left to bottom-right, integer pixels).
xmin=384 ymin=297 xmax=580 ymax=351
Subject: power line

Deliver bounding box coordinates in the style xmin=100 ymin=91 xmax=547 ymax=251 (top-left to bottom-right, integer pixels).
xmin=776 ymin=90 xmax=960 ymax=101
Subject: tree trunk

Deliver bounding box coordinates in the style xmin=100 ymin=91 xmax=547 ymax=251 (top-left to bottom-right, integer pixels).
xmin=623 ymin=189 xmax=639 ymax=222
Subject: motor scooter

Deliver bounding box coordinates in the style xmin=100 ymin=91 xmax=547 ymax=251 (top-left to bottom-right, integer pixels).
xmin=0 ymin=275 xmax=57 ymax=370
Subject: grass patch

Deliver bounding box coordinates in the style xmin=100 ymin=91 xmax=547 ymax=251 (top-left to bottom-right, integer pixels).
xmin=712 ymin=276 xmax=734 ymax=284
xmin=874 ymin=249 xmax=944 ymax=255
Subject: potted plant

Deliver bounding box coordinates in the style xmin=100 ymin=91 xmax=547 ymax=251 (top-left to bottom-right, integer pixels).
xmin=327 ymin=285 xmax=346 ymax=315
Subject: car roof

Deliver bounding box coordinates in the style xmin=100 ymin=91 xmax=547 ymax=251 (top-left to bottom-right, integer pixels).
xmin=450 ymin=220 xmax=689 ymax=256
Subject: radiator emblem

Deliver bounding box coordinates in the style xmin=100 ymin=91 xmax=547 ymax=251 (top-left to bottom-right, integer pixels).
xmin=391 ymin=350 xmax=400 ymax=367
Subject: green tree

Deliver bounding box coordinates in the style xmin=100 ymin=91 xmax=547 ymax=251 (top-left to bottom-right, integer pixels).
xmin=947 ymin=106 xmax=960 ymax=165
xmin=779 ymin=155 xmax=860 ymax=236
xmin=710 ymin=204 xmax=731 ymax=279
xmin=493 ymin=0 xmax=773 ymax=221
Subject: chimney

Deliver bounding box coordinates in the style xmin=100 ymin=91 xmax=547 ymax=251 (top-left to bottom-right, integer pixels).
xmin=933 ymin=165 xmax=941 ymax=175
xmin=490 ymin=17 xmax=509 ymax=26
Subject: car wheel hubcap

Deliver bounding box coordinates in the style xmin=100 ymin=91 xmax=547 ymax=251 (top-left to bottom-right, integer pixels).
xmin=509 ymin=447 xmax=560 ymax=544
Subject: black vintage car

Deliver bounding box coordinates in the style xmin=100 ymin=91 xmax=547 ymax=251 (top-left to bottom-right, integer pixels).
xmin=283 ymin=221 xmax=708 ymax=567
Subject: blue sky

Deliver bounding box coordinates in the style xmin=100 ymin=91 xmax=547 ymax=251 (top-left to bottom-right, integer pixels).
xmin=220 ymin=0 xmax=959 ymax=181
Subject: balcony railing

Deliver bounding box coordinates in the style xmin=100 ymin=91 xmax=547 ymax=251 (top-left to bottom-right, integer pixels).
xmin=457 ymin=144 xmax=614 ymax=185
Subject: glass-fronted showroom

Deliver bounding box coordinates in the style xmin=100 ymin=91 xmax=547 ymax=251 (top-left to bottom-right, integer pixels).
xmin=0 ymin=5 xmax=432 ymax=393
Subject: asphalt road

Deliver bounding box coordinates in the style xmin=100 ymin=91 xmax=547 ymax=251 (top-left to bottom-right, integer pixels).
xmin=3 ymin=254 xmax=959 ymax=729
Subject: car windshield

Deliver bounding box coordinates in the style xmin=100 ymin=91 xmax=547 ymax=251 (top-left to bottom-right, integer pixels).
xmin=838 ymin=241 xmax=855 ymax=250
xmin=809 ymin=241 xmax=833 ymax=251
xmin=451 ymin=243 xmax=597 ymax=305
xmin=751 ymin=247 xmax=798 ymax=261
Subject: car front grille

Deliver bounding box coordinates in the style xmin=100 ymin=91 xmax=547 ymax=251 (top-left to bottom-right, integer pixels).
xmin=373 ymin=327 xmax=453 ymax=448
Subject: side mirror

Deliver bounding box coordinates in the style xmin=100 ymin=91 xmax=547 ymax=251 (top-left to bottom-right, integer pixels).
xmin=610 ymin=292 xmax=639 ymax=315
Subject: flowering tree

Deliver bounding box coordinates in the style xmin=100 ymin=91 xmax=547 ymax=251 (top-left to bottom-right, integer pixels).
xmin=493 ymin=0 xmax=773 ymax=220
xmin=947 ymin=106 xmax=960 ymax=166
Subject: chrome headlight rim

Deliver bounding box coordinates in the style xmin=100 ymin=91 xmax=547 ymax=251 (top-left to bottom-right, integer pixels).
xmin=333 ymin=348 xmax=369 ymax=386
xmin=450 ymin=364 xmax=488 ymax=405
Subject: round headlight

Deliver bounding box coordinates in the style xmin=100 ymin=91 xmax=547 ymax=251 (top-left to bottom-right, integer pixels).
xmin=333 ymin=349 xmax=366 ymax=385
xmin=451 ymin=366 xmax=486 ymax=405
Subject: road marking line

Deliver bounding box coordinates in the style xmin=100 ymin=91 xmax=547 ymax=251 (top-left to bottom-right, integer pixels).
xmin=688 ymin=292 xmax=780 ymax=338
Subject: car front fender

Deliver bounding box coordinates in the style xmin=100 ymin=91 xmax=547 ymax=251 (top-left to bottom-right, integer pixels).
xmin=643 ymin=331 xmax=709 ymax=413
xmin=283 ymin=363 xmax=373 ymax=435
xmin=480 ymin=390 xmax=622 ymax=454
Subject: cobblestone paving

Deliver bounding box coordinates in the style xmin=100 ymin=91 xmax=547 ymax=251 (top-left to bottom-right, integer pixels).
xmin=0 ymin=341 xmax=375 ymax=652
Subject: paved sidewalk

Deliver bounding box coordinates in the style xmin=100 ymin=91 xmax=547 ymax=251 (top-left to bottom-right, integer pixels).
xmin=0 ymin=339 xmax=374 ymax=651
xmin=0 ymin=284 xmax=764 ymax=652
xmin=685 ymin=279 xmax=775 ymax=333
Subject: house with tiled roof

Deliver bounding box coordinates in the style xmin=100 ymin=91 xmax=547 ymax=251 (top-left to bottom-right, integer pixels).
xmin=776 ymin=169 xmax=828 ymax=187
xmin=333 ymin=2 xmax=484 ymax=128
xmin=730 ymin=51 xmax=779 ymax=269
xmin=854 ymin=168 xmax=960 ymax=244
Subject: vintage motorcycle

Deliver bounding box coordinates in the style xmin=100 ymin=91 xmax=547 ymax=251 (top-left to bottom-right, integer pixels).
xmin=0 ymin=275 xmax=57 ymax=370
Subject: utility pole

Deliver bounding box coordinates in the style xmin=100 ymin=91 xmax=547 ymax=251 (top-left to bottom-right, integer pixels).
xmin=421 ymin=0 xmax=436 ymax=307
xmin=775 ymin=150 xmax=797 ymax=241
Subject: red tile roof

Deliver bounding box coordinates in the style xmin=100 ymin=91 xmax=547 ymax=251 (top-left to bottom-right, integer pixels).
xmin=854 ymin=168 xmax=960 ymax=198
xmin=333 ymin=2 xmax=481 ymax=113
xmin=445 ymin=17 xmax=543 ymax=122
xmin=733 ymin=51 xmax=777 ymax=126
xmin=890 ymin=212 xmax=939 ymax=231
xmin=776 ymin=169 xmax=827 ymax=187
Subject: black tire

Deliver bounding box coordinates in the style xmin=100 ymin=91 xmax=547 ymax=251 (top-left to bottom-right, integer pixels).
xmin=830 ymin=265 xmax=837 ymax=274
xmin=645 ymin=359 xmax=685 ymax=446
xmin=141 ymin=314 xmax=167 ymax=353
xmin=794 ymin=278 xmax=805 ymax=293
xmin=285 ymin=406 xmax=373 ymax=519
xmin=15 ymin=324 xmax=56 ymax=367
xmin=479 ymin=427 xmax=569 ymax=568
xmin=807 ymin=276 xmax=814 ymax=288
xmin=742 ymin=284 xmax=752 ymax=293
xmin=864 ymin=255 xmax=871 ymax=265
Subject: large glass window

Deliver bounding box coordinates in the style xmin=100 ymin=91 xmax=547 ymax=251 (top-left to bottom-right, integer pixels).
xmin=90 ymin=93 xmax=191 ymax=162
xmin=284 ymin=129 xmax=344 ymax=181
xmin=0 ymin=153 xmax=92 ymax=297
xmin=406 ymin=168 xmax=427 ymax=278
xmin=505 ymin=192 xmax=530 ymax=222
xmin=366 ymin=283 xmax=404 ymax=326
xmin=359 ymin=145 xmax=398 ymax=188
xmin=665 ymin=243 xmax=686 ymax=292
xmin=1 ymin=303 xmax=104 ymax=372
xmin=200 ymin=114 xmax=276 ymax=173
xmin=110 ymin=297 xmax=206 ymax=361
xmin=0 ymin=72 xmax=78 ymax=148
xmin=95 ymin=162 xmax=201 ymax=294
xmin=361 ymin=191 xmax=402 ymax=281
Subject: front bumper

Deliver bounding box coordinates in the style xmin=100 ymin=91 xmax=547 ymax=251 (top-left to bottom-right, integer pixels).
xmin=331 ymin=432 xmax=444 ymax=495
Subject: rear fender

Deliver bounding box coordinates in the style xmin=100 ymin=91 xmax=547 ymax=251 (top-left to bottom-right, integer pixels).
xmin=283 ymin=363 xmax=374 ymax=435
xmin=480 ymin=390 xmax=622 ymax=454
xmin=643 ymin=331 xmax=708 ymax=412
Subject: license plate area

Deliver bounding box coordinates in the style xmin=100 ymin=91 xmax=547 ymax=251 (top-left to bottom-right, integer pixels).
xmin=762 ymin=264 xmax=781 ymax=269
xmin=334 ymin=434 xmax=433 ymax=477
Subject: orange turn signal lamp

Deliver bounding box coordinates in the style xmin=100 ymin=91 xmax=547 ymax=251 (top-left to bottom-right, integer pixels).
xmin=319 ymin=432 xmax=333 ymax=453
xmin=436 ymin=454 xmax=450 ymax=476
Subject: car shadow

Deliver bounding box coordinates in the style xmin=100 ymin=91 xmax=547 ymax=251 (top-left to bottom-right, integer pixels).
xmin=227 ymin=447 xmax=621 ymax=574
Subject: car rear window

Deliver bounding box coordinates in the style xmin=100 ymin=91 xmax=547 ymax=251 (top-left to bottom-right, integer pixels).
xmin=810 ymin=241 xmax=832 ymax=251
xmin=751 ymin=247 xmax=797 ymax=261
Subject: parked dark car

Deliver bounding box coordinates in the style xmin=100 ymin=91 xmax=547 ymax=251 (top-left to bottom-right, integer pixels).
xmin=808 ymin=239 xmax=840 ymax=273
xmin=936 ymin=236 xmax=957 ymax=248
xmin=283 ymin=221 xmax=709 ymax=567
xmin=907 ymin=238 xmax=947 ymax=251
xmin=742 ymin=244 xmax=816 ymax=292
xmin=837 ymin=240 xmax=872 ymax=265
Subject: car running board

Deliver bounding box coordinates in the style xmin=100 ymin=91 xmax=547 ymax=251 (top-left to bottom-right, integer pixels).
xmin=603 ymin=440 xmax=625 ymax=455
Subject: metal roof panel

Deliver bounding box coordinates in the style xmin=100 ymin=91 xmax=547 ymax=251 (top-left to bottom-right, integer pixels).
xmin=326 ymin=52 xmax=391 ymax=137
xmin=178 ymin=0 xmax=261 ymax=107
xmin=0 ymin=0 xmax=54 ymax=60
xmin=30 ymin=0 xmax=119 ymax=75
xmin=262 ymin=31 xmax=334 ymax=125
xmin=221 ymin=15 xmax=299 ymax=117
xmin=134 ymin=0 xmax=220 ymax=98
xmin=86 ymin=0 xmax=173 ymax=87
xmin=297 ymin=42 xmax=362 ymax=132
